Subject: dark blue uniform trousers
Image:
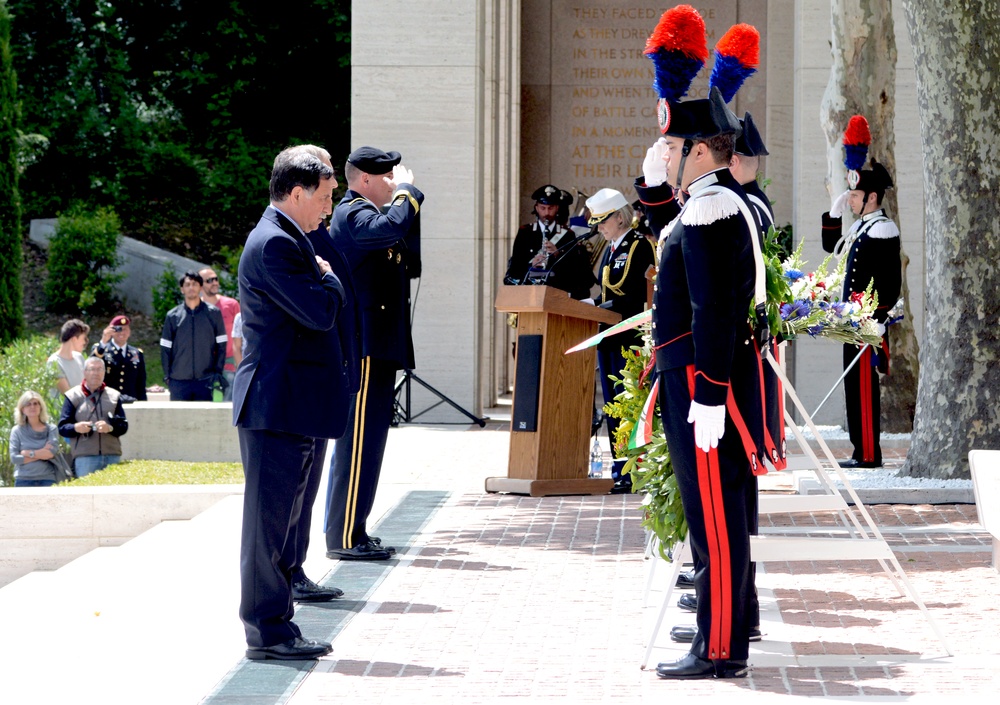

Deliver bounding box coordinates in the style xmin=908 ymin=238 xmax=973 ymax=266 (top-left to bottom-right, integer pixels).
xmin=238 ymin=427 xmax=322 ymax=648
xmin=658 ymin=367 xmax=753 ymax=661
xmin=324 ymin=357 xmax=396 ymax=550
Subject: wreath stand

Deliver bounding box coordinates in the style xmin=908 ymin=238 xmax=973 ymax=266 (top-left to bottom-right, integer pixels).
xmin=639 ymin=346 xmax=952 ymax=669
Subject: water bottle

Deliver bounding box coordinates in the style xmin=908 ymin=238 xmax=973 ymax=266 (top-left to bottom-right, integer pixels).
xmin=589 ymin=438 xmax=603 ymax=479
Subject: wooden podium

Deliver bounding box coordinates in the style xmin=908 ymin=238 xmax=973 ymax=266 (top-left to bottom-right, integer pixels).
xmin=489 ymin=285 xmax=620 ymax=496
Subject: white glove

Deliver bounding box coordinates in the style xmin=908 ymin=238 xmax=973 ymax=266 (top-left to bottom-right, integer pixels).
xmin=829 ymin=189 xmax=850 ymax=218
xmin=874 ymin=321 xmax=886 ymax=337
xmin=687 ymin=401 xmax=726 ymax=452
xmin=642 ymin=138 xmax=669 ymax=187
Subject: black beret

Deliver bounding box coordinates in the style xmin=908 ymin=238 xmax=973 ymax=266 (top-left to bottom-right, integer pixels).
xmin=531 ymin=184 xmax=562 ymax=204
xmin=347 ymin=146 xmax=402 ymax=175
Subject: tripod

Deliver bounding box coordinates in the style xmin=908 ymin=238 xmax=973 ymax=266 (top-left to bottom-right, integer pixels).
xmin=392 ymin=369 xmax=487 ymax=427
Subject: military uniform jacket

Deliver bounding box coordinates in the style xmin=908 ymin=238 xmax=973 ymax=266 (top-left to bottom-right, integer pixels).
xmin=821 ymin=208 xmax=901 ymax=322
xmin=232 ymin=207 xmax=350 ymax=440
xmin=742 ymin=179 xmax=774 ymax=236
xmin=92 ymin=342 xmax=147 ymax=400
xmin=331 ymin=185 xmax=424 ymax=371
xmin=634 ymin=177 xmax=682 ymax=239
xmin=594 ymin=228 xmax=656 ymax=355
xmin=504 ymin=222 xmax=595 ymax=299
xmin=653 ymin=168 xmax=756 ymax=407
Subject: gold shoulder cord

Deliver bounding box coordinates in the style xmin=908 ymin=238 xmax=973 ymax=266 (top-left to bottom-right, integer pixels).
xmin=602 ymin=239 xmax=644 ymax=298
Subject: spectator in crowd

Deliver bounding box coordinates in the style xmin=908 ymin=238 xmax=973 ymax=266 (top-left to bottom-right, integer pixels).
xmin=91 ymin=315 xmax=147 ymax=402
xmin=8 ymin=391 xmax=61 ymax=487
xmin=200 ymin=267 xmax=241 ymax=401
xmin=160 ymin=271 xmax=227 ymax=401
xmin=58 ymin=357 xmax=128 ymax=477
xmin=231 ymin=311 xmax=244 ymax=367
xmin=47 ymin=319 xmax=90 ymax=399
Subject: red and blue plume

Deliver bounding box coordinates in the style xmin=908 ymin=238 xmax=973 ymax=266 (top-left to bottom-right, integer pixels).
xmin=708 ymin=24 xmax=760 ymax=104
xmin=644 ymin=5 xmax=708 ymax=102
xmin=843 ymin=115 xmax=871 ymax=171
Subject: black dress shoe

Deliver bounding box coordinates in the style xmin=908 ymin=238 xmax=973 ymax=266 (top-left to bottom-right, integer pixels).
xmin=677 ymin=592 xmax=697 ymax=612
xmin=656 ymin=652 xmax=748 ymax=679
xmin=609 ymin=479 xmax=633 ymax=495
xmin=367 ymin=537 xmax=397 ymax=555
xmin=292 ymin=577 xmax=344 ymax=602
xmin=676 ymin=569 xmax=695 ymax=589
xmin=838 ymin=458 xmax=882 ymax=469
xmin=669 ymin=624 xmax=762 ymax=643
xmin=246 ymin=637 xmax=332 ymax=661
xmin=327 ymin=543 xmax=392 ymax=561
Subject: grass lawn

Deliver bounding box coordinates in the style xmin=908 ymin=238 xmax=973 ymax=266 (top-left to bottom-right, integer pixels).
xmin=63 ymin=459 xmax=244 ymax=486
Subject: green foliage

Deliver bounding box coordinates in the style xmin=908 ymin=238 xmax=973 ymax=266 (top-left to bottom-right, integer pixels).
xmin=8 ymin=0 xmax=352 ymax=263
xmin=214 ymin=245 xmax=243 ymax=299
xmin=63 ymin=459 xmax=244 ymax=486
xmin=760 ymin=225 xmax=796 ymax=336
xmin=0 ymin=0 xmax=24 ymax=346
xmin=0 ymin=334 xmax=59 ymax=486
xmin=151 ymin=266 xmax=180 ymax=331
xmin=44 ymin=204 xmax=123 ymax=314
xmin=602 ymin=333 xmax=688 ymax=555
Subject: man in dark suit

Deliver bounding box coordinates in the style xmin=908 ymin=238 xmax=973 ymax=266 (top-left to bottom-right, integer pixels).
xmin=232 ymin=146 xmax=353 ymax=661
xmin=323 ymin=146 xmax=423 ymax=561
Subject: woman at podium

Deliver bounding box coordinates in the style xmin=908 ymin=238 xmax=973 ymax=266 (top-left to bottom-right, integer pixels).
xmin=581 ymin=188 xmax=657 ymax=493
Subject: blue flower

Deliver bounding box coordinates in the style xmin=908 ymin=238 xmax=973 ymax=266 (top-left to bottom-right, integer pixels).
xmin=780 ymin=300 xmax=811 ymax=320
xmin=784 ymin=269 xmax=805 ymax=281
xmin=807 ymin=324 xmax=825 ymax=336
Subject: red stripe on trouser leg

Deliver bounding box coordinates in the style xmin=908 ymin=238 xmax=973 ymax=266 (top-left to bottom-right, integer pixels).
xmin=725 ymin=389 xmax=760 ymax=475
xmin=860 ymin=347 xmax=875 ymax=462
xmin=687 ymin=365 xmax=733 ymax=660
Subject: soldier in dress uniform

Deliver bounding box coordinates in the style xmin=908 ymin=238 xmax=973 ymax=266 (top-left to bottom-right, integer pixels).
xmin=323 ymin=146 xmax=423 ymax=561
xmin=822 ymin=116 xmax=901 ymax=468
xmin=504 ymin=184 xmax=595 ymax=299
xmin=645 ymin=5 xmax=765 ymax=680
xmin=91 ymin=315 xmax=146 ymax=402
xmin=634 ymin=138 xmax=682 ymax=238
xmin=582 ymin=188 xmax=656 ymax=494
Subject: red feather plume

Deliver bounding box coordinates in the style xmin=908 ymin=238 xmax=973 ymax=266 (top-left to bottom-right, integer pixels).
xmin=644 ymin=5 xmax=709 ymax=61
xmin=714 ymin=24 xmax=759 ymax=67
xmin=843 ymin=115 xmax=871 ymax=147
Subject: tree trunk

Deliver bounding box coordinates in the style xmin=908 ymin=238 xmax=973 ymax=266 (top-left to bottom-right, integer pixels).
xmin=899 ymin=0 xmax=1000 ymax=478
xmin=820 ymin=0 xmax=920 ymax=435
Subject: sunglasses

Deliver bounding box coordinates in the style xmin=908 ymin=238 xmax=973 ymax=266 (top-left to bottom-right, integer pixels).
xmin=23 ymin=401 xmax=41 ymax=408
xmin=205 ymin=277 xmax=219 ymax=283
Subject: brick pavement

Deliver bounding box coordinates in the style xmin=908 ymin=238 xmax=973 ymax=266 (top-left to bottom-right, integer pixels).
xmin=274 ymin=492 xmax=1000 ymax=703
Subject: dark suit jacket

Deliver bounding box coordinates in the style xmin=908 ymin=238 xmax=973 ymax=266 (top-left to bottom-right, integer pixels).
xmin=232 ymin=206 xmax=351 ymax=440
xmin=330 ymin=185 xmax=424 ymax=370
xmin=306 ymin=223 xmax=361 ymax=395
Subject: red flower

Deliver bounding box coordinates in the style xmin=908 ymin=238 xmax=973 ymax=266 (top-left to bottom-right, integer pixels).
xmin=850 ymin=291 xmax=865 ymax=303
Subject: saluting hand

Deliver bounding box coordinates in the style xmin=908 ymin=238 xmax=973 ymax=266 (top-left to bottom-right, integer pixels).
xmin=391 ymin=164 xmax=414 ymax=187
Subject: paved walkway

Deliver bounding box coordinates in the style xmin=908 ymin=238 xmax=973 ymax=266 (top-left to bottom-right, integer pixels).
xmin=3 ymin=422 xmax=998 ymax=703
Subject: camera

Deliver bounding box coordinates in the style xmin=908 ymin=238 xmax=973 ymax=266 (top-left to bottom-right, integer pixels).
xmin=112 ymin=325 xmax=123 ymax=332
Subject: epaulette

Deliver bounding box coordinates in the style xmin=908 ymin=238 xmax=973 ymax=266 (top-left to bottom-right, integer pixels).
xmin=390 ymin=189 xmax=420 ymax=214
xmin=680 ymin=191 xmax=740 ymax=226
xmin=866 ymin=219 xmax=899 ymax=240
xmin=136 ymin=347 xmax=143 ymax=354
